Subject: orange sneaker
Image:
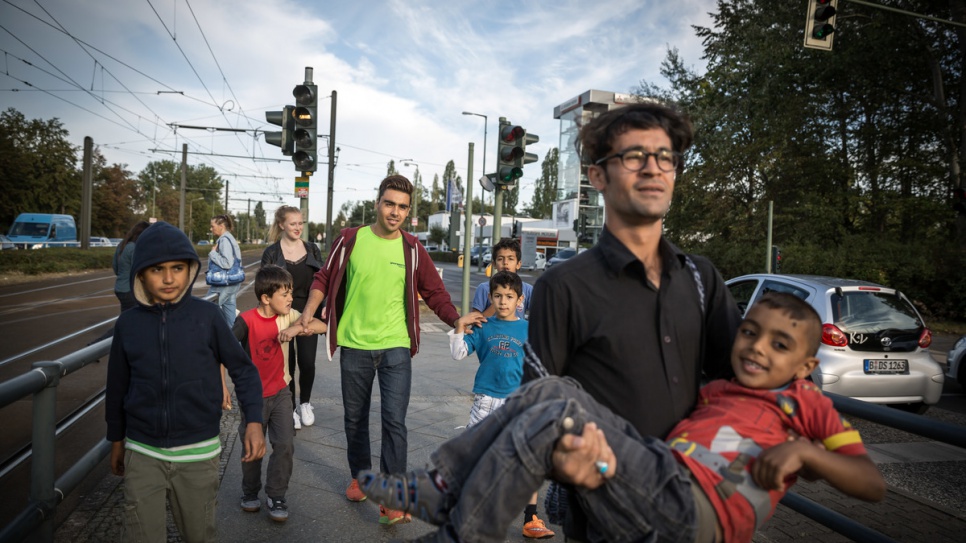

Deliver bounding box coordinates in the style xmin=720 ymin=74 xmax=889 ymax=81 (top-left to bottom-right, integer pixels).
xmin=523 ymin=514 xmax=556 ymax=539
xmin=379 ymin=505 xmax=412 ymax=525
xmin=346 ymin=478 xmax=366 ymax=502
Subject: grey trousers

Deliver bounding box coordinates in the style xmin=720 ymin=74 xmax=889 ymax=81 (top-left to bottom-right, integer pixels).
xmin=239 ymin=386 xmax=295 ymax=498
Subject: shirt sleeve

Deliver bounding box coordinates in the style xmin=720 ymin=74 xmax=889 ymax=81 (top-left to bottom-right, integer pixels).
xmin=448 ymin=329 xmax=470 ymax=360
xmin=797 ymin=384 xmax=868 ymax=456
xmin=698 ymin=257 xmax=742 ymax=381
xmin=208 ymin=236 xmax=234 ymax=269
xmin=471 ymin=283 xmax=489 ymax=312
xmin=526 ymin=275 xmax=572 ymax=380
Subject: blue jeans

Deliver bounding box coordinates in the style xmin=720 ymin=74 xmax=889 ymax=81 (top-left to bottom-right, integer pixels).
xmin=430 ymin=377 xmax=697 ymax=543
xmin=340 ymin=346 xmax=412 ymax=477
xmin=209 ymin=284 xmax=240 ymax=326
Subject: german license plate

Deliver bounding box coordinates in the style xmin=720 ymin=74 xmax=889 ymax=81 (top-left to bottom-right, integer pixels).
xmin=864 ymin=359 xmax=908 ymax=374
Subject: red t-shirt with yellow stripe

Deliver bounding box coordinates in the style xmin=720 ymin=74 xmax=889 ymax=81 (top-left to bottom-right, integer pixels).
xmin=668 ymin=379 xmax=866 ymax=543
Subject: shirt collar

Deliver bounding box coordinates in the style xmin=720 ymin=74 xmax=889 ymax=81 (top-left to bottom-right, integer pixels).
xmin=597 ymin=227 xmax=688 ymax=277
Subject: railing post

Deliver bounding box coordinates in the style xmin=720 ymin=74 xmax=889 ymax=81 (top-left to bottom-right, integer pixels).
xmin=29 ymin=361 xmax=61 ymax=543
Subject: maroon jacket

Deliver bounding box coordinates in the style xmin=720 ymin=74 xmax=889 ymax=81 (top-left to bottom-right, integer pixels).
xmin=310 ymin=226 xmax=459 ymax=359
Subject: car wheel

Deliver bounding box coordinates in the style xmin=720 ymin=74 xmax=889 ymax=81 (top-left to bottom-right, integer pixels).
xmin=891 ymin=402 xmax=929 ymax=415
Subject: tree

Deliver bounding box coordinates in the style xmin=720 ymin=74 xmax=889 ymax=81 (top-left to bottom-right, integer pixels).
xmin=442 ymin=160 xmax=464 ymax=206
xmin=0 ymin=108 xmax=80 ymax=229
xmin=429 ymin=224 xmax=447 ymax=248
xmin=431 ymin=174 xmax=443 ymax=213
xmin=254 ymin=201 xmax=267 ymax=240
xmin=387 ymin=159 xmax=398 ymax=177
xmin=526 ymin=148 xmax=558 ymax=219
xmin=91 ymin=150 xmax=138 ymax=237
xmin=136 ymin=160 xmax=226 ymax=225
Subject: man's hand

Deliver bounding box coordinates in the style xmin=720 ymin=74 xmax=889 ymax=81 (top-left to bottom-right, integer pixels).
xmin=454 ymin=312 xmax=486 ymax=335
xmin=110 ymin=441 xmax=125 ymax=476
xmin=241 ymin=422 xmax=266 ymax=462
xmin=551 ymin=422 xmax=617 ymax=490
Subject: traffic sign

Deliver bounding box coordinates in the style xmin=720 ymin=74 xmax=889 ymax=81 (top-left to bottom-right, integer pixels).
xmin=411 ymin=217 xmax=418 ymax=226
xmin=478 ymin=216 xmax=487 ymax=227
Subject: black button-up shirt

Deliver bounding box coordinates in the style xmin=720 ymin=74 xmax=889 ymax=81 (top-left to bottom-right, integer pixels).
xmin=529 ymin=228 xmax=740 ymax=438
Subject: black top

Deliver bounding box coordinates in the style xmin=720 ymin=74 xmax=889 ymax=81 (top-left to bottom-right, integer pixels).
xmin=261 ymin=240 xmax=324 ymax=316
xmin=528 ymin=228 xmax=741 ymax=540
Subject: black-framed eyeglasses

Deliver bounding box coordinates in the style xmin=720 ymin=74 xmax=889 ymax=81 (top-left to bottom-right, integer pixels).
xmin=594 ymin=148 xmax=681 ymax=173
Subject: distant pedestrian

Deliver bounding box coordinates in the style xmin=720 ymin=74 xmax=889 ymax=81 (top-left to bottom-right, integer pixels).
xmin=233 ymin=265 xmax=326 ymax=523
xmin=208 ymin=214 xmax=243 ymax=325
xmin=296 ymin=174 xmax=484 ymax=526
xmin=452 ymin=270 xmax=555 ymax=539
xmin=261 ymin=206 xmax=324 ymax=430
xmin=106 ymin=221 xmax=265 ymax=543
xmin=112 ymin=221 xmax=150 ymax=313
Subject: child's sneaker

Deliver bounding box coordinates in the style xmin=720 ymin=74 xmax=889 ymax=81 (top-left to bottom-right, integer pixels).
xmin=522 ymin=514 xmax=556 ymax=539
xmin=239 ymin=494 xmax=260 ymax=512
xmin=293 ymin=409 xmax=301 ymax=430
xmin=266 ymin=496 xmax=288 ymax=522
xmin=359 ymin=469 xmax=451 ymax=525
xmin=378 ymin=504 xmax=412 ymax=525
xmin=299 ymin=402 xmax=315 ymax=426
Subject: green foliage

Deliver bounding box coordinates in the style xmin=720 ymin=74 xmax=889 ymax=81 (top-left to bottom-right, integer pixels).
xmin=525 ymin=148 xmax=559 ymax=219
xmin=429 ymin=224 xmax=447 ymax=246
xmin=0 ymin=247 xmax=115 ymax=275
xmin=644 ymin=0 xmax=966 ymax=320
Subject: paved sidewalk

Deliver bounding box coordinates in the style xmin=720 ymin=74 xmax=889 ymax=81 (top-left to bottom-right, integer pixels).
xmin=54 ymin=305 xmax=966 ymax=542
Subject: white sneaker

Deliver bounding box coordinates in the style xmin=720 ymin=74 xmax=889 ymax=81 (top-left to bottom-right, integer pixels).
xmin=299 ymin=403 xmax=315 ymax=426
xmin=293 ymin=409 xmax=301 ymax=430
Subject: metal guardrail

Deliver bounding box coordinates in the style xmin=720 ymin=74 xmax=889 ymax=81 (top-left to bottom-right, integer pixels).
xmin=0 ymin=313 xmax=961 ymax=541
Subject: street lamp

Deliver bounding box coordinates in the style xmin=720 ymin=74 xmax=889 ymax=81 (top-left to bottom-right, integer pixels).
xmin=463 ymin=111 xmax=488 ymax=271
xmin=402 ymin=160 xmax=420 ymax=233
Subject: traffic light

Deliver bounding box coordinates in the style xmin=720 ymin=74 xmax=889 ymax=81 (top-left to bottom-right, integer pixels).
xmin=804 ymin=0 xmax=838 ymax=51
xmin=265 ymin=105 xmax=295 ymax=156
xmin=512 ymin=220 xmax=520 ymax=238
xmin=771 ymin=245 xmax=783 ymax=274
xmin=497 ymin=119 xmax=524 ymax=185
xmin=292 ymin=82 xmax=318 ymax=172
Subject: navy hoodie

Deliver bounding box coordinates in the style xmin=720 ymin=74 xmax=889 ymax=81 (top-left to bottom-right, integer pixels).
xmin=106 ymin=221 xmax=262 ymax=448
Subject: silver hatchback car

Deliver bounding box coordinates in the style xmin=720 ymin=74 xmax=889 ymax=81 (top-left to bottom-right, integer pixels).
xmin=726 ymin=274 xmax=944 ymax=412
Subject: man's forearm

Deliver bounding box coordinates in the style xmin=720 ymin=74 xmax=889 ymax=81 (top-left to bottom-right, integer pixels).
xmin=301 ymin=289 xmax=324 ymax=321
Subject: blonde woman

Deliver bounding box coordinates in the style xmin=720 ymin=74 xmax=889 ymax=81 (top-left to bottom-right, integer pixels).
xmin=261 ymin=206 xmax=324 ymax=429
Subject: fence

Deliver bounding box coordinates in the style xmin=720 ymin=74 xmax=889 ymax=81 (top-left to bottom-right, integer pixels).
xmin=0 ymin=328 xmax=963 ymax=542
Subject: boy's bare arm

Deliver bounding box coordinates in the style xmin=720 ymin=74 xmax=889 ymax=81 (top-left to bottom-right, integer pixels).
xmin=753 ymin=440 xmax=886 ymax=502
xmin=241 ymin=422 xmax=266 ymax=462
xmin=280 ymin=318 xmax=326 ymax=343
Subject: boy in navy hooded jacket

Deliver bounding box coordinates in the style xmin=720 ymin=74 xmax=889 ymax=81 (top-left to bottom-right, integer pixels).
xmin=106 ymin=221 xmax=265 ymax=543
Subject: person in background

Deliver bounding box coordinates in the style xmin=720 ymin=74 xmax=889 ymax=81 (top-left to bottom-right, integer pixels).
xmin=209 ymin=214 xmax=243 ymax=325
xmin=233 ymin=265 xmax=327 ymax=522
xmin=113 ymin=221 xmax=151 ymax=313
xmin=528 ymin=101 xmax=743 ymax=540
xmin=106 ymin=221 xmax=265 ymax=543
xmin=296 ymin=174 xmax=484 ymax=526
xmin=261 ymin=206 xmax=325 ymax=430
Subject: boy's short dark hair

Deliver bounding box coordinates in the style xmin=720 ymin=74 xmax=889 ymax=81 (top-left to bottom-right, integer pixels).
xmin=377 ymin=174 xmax=414 ymax=201
xmin=492 ymin=237 xmax=521 ymax=261
xmin=578 ymin=101 xmax=693 ymax=175
xmin=754 ymin=292 xmax=823 ymax=356
xmin=489 ymin=270 xmax=523 ymax=298
xmin=255 ymin=265 xmax=293 ymax=301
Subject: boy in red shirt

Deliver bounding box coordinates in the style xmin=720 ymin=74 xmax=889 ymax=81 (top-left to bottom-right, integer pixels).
xmin=233 ymin=265 xmax=326 ymax=522
xmin=359 ymin=292 xmax=886 ymax=543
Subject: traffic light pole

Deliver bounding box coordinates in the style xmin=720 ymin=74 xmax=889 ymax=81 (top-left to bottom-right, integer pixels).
xmin=766 ymin=200 xmax=774 ymax=273
xmin=493 ymin=188 xmax=504 ymax=251
xmin=461 ymin=143 xmax=474 ymax=314
xmin=326 ymin=90 xmax=337 ymax=250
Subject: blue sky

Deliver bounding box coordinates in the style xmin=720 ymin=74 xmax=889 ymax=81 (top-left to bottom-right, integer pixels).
xmin=0 ymin=0 xmax=717 ymax=223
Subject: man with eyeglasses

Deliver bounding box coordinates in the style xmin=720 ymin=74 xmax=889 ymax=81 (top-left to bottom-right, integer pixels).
xmin=528 ymin=101 xmax=742 ymax=542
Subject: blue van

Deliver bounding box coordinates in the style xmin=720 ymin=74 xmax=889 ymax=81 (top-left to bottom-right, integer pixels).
xmin=6 ymin=213 xmax=78 ymax=249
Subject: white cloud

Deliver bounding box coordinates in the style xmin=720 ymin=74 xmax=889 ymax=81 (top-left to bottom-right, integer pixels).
xmin=0 ymin=0 xmax=718 ymax=223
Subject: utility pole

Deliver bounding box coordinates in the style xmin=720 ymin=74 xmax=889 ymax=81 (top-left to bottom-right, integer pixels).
xmin=461 ymin=143 xmax=474 ymax=314
xmin=81 ymin=137 xmax=92 ymax=249
xmin=179 ymin=143 xmax=187 ymax=232
xmin=326 ymin=90 xmax=338 ymax=248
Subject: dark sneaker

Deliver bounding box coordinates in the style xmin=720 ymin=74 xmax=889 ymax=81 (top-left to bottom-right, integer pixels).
xmin=240 ymin=494 xmax=260 ymax=512
xmin=522 ymin=514 xmax=556 ymax=539
xmin=266 ymin=496 xmax=288 ymax=522
xmin=359 ymin=469 xmax=451 ymax=525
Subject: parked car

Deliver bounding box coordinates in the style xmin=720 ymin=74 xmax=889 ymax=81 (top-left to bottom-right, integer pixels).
xmin=108 ymin=238 xmax=123 ymax=246
xmin=90 ymin=236 xmax=113 ymax=247
xmin=726 ymin=274 xmax=944 ymax=413
xmin=0 ymin=234 xmax=16 ymax=250
xmin=947 ymin=335 xmax=966 ymax=389
xmin=425 ymin=245 xmax=439 ymax=252
xmin=527 ymin=252 xmax=546 ymax=272
xmin=482 ymin=249 xmax=492 ymax=265
xmin=544 ymin=248 xmax=577 ymax=271
xmin=468 ymin=246 xmax=484 ymax=265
